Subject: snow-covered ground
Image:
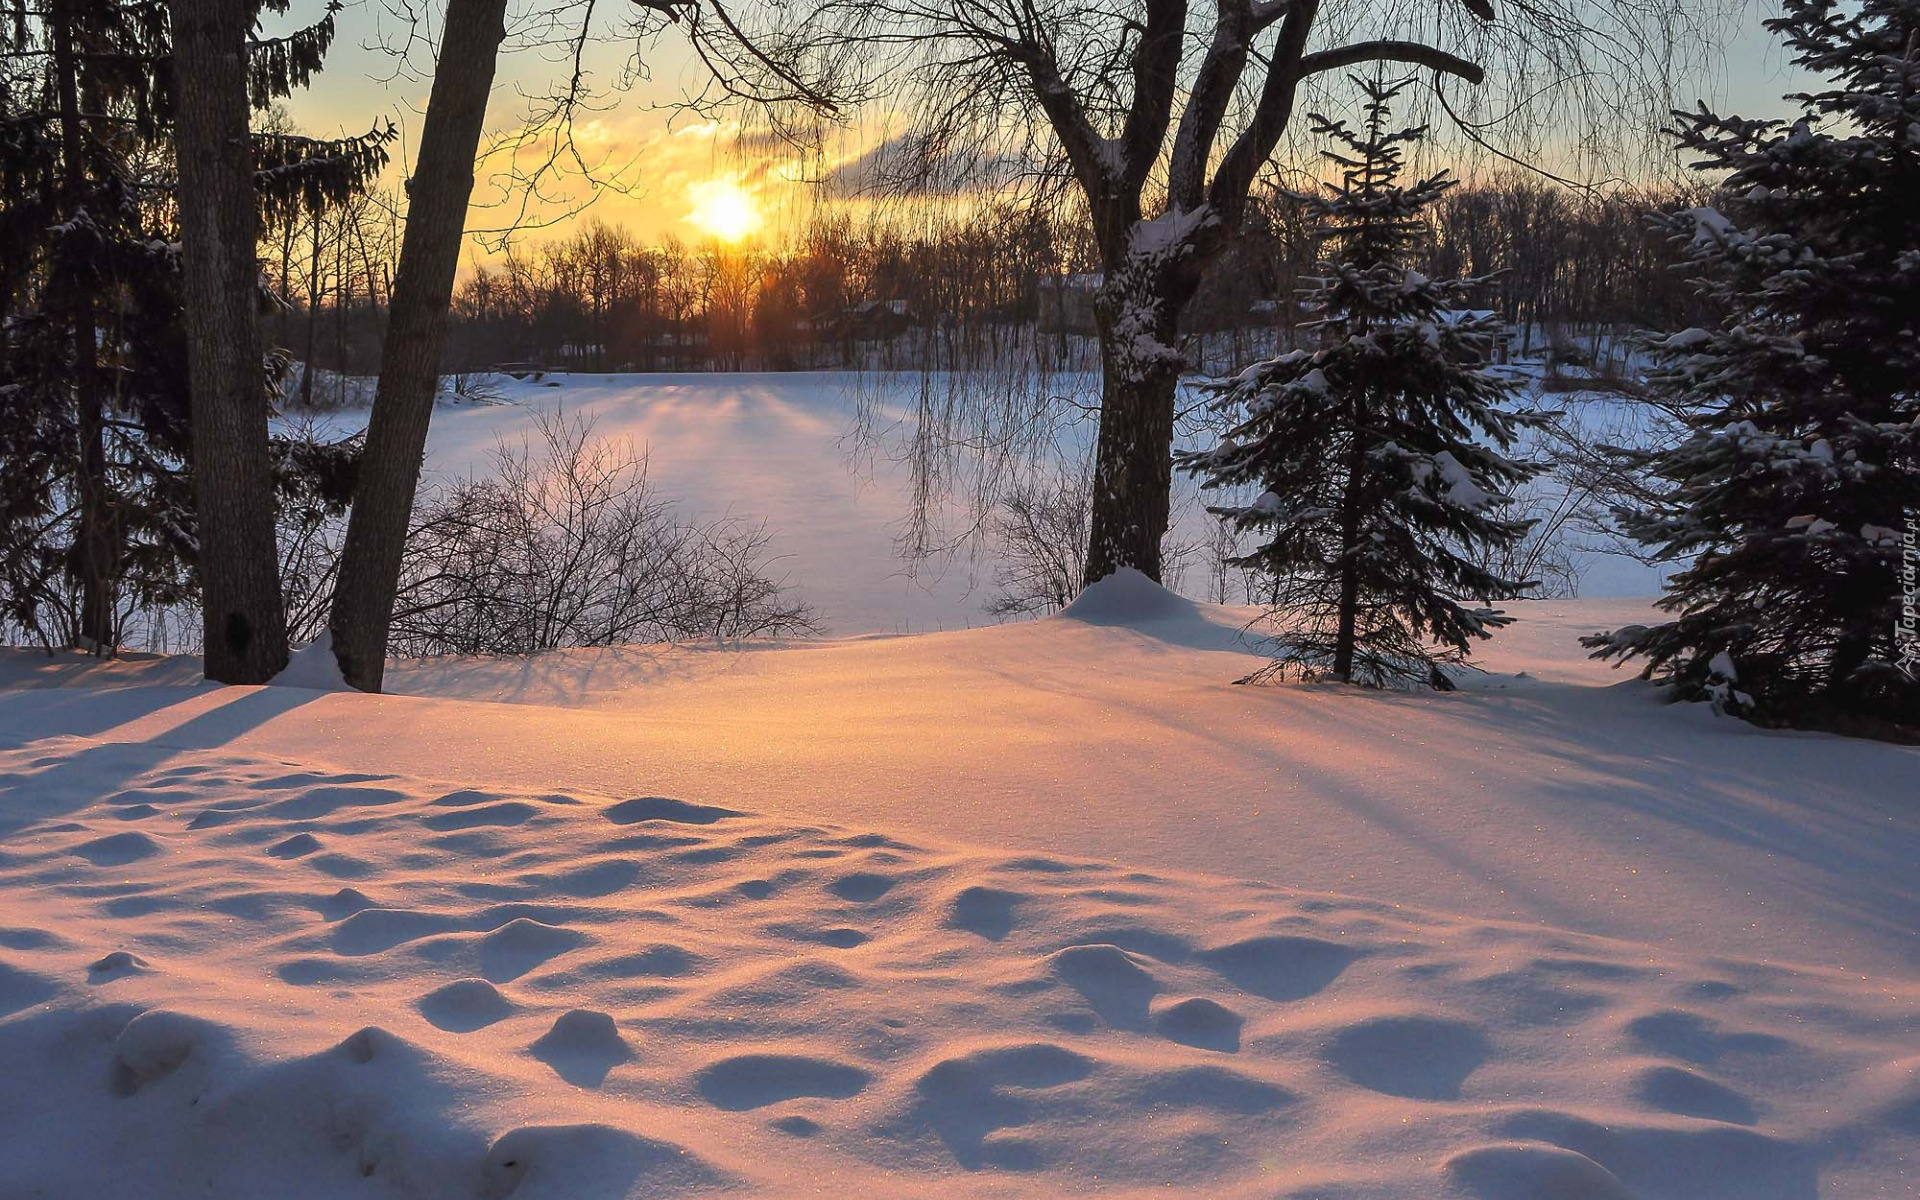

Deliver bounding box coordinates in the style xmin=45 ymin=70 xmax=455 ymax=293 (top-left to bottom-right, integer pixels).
xmin=1 ymin=574 xmax=1915 ymax=1199
xmin=290 ymin=371 xmax=1667 ymax=635
xmin=295 ymin=372 xmax=1011 ymax=636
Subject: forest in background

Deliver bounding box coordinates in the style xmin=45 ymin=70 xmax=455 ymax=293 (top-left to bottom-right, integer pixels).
xmin=270 ymin=170 xmax=1715 ymax=396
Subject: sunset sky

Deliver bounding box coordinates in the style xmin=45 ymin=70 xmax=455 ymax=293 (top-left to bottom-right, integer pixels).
xmin=272 ymin=0 xmax=1811 ymax=265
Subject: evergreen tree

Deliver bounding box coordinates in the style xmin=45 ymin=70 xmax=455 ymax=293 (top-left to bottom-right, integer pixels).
xmin=0 ymin=1 xmax=388 ymax=652
xmin=1178 ymin=78 xmax=1542 ymax=689
xmin=1584 ymin=0 xmax=1920 ymax=729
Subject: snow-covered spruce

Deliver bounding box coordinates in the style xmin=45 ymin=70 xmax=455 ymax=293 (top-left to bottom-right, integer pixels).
xmin=0 ymin=3 xmax=385 ymax=654
xmin=1583 ymin=0 xmax=1920 ymax=729
xmin=1178 ymin=78 xmax=1542 ymax=690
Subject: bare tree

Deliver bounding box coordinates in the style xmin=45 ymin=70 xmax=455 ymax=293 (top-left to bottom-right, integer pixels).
xmin=170 ymin=0 xmax=290 ymax=682
xmin=327 ymin=0 xmax=831 ymax=690
xmin=729 ymin=0 xmax=1719 ymax=589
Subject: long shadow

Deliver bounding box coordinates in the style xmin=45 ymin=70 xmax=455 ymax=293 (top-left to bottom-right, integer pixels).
xmin=1063 ymin=660 xmax=1920 ymax=970
xmin=0 ymin=684 xmax=323 ymax=837
xmin=384 ymin=640 xmax=775 ymax=708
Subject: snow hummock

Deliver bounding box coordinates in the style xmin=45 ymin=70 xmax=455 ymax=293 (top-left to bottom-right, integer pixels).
xmin=1057 ymin=567 xmax=1205 ymax=627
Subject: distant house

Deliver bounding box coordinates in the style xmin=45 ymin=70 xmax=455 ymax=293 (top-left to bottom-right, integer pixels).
xmin=847 ymin=298 xmax=912 ymax=339
xmin=1436 ymin=309 xmax=1511 ymax=364
xmin=1036 ymin=273 xmax=1102 ymax=335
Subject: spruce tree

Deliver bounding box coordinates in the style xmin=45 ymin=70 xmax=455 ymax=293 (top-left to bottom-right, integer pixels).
xmin=1178 ymin=78 xmax=1542 ymax=689
xmin=1584 ymin=0 xmax=1920 ymax=729
xmin=0 ymin=1 xmax=387 ymax=654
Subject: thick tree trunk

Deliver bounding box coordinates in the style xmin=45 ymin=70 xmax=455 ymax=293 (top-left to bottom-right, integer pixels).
xmin=171 ymin=0 xmax=291 ymax=683
xmin=1082 ymin=245 xmax=1196 ymax=587
xmin=329 ymin=0 xmax=508 ymax=692
xmin=51 ymin=0 xmax=113 ymax=650
xmin=1084 ymin=360 xmax=1179 ymax=585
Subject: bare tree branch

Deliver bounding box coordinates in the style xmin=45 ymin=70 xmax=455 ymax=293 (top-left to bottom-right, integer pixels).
xmin=1297 ymin=40 xmax=1484 ymax=84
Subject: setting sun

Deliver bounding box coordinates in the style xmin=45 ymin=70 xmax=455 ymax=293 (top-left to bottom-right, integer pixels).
xmin=687 ymin=178 xmax=761 ymax=242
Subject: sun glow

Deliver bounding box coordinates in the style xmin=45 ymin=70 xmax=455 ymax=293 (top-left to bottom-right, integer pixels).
xmin=687 ymin=178 xmax=761 ymax=243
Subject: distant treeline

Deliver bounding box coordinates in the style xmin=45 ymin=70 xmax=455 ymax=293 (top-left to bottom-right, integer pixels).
xmin=269 ymin=174 xmax=1717 ymax=392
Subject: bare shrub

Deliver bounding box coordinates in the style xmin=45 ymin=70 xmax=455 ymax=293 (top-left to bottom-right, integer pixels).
xmin=984 ymin=472 xmax=1093 ymax=619
xmin=985 ymin=464 xmax=1227 ymax=617
xmin=441 ymin=372 xmax=509 ymax=406
xmin=386 ymin=411 xmax=814 ymax=657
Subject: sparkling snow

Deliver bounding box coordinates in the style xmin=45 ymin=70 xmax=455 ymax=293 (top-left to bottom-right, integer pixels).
xmin=1 ymin=377 xmax=1912 ymax=1199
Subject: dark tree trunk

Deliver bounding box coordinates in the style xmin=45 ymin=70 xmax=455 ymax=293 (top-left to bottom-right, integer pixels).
xmin=1084 ymin=359 xmax=1180 ymax=584
xmin=1082 ymin=240 xmax=1200 ymax=587
xmin=329 ymin=0 xmax=508 ymax=692
xmin=51 ymin=0 xmax=113 ymax=650
xmin=171 ymin=0 xmax=291 ymax=683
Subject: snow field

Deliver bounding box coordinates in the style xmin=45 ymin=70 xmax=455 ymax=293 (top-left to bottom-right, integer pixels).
xmin=287 ymin=371 xmax=1671 ymax=637
xmin=0 ymin=727 xmax=1915 ymax=1199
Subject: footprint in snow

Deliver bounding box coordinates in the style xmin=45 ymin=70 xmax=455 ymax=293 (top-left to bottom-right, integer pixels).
xmin=1632 ymin=1064 xmax=1759 ymax=1125
xmin=1151 ymin=996 xmax=1243 ymax=1052
xmin=268 ymin=832 xmax=321 ymax=859
xmin=1444 ymin=1143 xmax=1633 ymax=1200
xmin=480 ymin=1124 xmax=723 ymax=1200
xmin=1199 ymin=934 xmax=1358 ymax=1002
xmin=421 ymin=801 xmax=541 ymax=832
xmin=696 ymin=1053 xmax=872 ymax=1111
xmin=1326 ymin=1015 xmax=1491 ymax=1100
xmin=88 ymin=950 xmax=150 ymax=981
xmin=73 ymin=831 xmax=162 ymax=867
xmin=948 ymin=886 xmax=1020 ymax=940
xmin=1625 ymin=1009 xmax=1793 ymax=1066
xmin=603 ymin=796 xmax=739 ymax=826
xmin=1049 ymin=944 xmax=1158 ymax=1029
xmin=479 ymin=917 xmax=587 ymax=982
xmin=826 ymin=872 xmax=897 ymax=902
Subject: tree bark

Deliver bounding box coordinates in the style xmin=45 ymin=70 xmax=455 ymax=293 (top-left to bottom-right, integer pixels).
xmin=170 ymin=0 xmax=292 ymax=683
xmin=1331 ymin=416 xmax=1368 ymax=682
xmin=301 ymin=209 xmax=321 ymax=407
xmin=1084 ymin=356 xmax=1180 ymax=584
xmin=1082 ymin=241 xmax=1198 ymax=586
xmin=329 ymin=0 xmax=508 ymax=692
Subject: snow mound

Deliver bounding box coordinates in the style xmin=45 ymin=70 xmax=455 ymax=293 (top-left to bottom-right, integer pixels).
xmin=0 ymin=741 xmax=1912 ymax=1198
xmin=1057 ymin=567 xmax=1198 ymax=625
xmin=271 ymin=631 xmax=352 ymax=692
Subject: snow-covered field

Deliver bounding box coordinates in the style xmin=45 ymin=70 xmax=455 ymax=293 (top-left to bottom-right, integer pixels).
xmin=1 ymin=375 xmax=1911 ymax=1197
xmin=291 ymin=370 xmax=1666 ymax=635
xmin=2 ymin=570 xmax=1916 ymax=1198
xmin=297 ymin=372 xmax=1012 ymax=636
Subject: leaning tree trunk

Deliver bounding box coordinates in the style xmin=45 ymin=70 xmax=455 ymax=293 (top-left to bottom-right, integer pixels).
xmin=170 ymin=0 xmax=291 ymax=683
xmin=328 ymin=0 xmax=508 ymax=692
